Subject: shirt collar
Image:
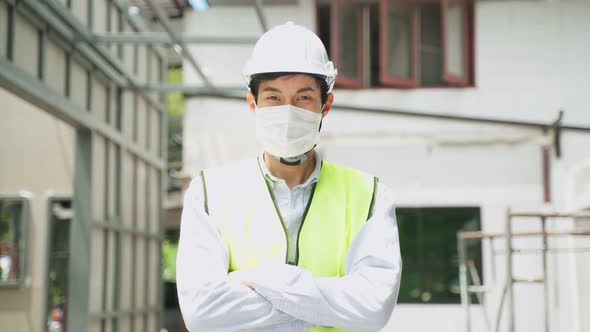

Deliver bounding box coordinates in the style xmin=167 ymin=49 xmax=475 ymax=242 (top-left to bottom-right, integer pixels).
xmin=258 ymin=150 xmax=322 ymax=188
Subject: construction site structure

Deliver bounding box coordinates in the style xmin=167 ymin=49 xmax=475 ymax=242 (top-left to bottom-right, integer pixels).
xmin=458 ymin=211 xmax=590 ymax=332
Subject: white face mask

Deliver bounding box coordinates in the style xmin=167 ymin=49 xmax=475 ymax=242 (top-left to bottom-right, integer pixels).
xmin=255 ymin=104 xmax=323 ymax=159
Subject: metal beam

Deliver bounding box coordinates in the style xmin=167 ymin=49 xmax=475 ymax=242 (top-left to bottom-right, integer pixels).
xmin=172 ymin=0 xmax=184 ymax=15
xmin=23 ymin=0 xmax=125 ymax=85
xmin=93 ymin=32 xmax=259 ymax=45
xmin=144 ymin=0 xmax=214 ymax=88
xmin=254 ymin=0 xmax=269 ymax=32
xmin=23 ymin=0 xmax=165 ymax=114
xmin=90 ymin=306 xmax=160 ymax=320
xmin=111 ymin=0 xmax=166 ymax=60
xmin=138 ymin=84 xmax=245 ymax=94
xmin=185 ymin=92 xmax=590 ymax=133
xmin=0 ymin=56 xmax=165 ymax=170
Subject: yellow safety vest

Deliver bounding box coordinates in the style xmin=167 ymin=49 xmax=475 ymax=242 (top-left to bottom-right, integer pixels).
xmin=202 ymin=158 xmax=377 ymax=332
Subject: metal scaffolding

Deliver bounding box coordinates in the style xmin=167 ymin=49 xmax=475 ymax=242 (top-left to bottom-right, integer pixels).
xmin=457 ymin=210 xmax=590 ymax=332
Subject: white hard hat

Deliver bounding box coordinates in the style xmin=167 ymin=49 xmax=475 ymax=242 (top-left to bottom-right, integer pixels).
xmin=242 ymin=22 xmax=337 ymax=93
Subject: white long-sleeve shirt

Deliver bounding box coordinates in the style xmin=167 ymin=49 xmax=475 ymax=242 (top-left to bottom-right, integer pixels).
xmin=176 ymin=152 xmax=402 ymax=331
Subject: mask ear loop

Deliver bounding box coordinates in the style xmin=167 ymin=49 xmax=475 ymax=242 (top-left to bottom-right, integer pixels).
xmin=319 ymin=103 xmax=326 ymax=132
xmin=252 ymin=98 xmax=259 ymax=110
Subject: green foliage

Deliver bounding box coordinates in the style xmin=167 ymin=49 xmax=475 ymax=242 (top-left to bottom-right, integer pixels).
xmin=167 ymin=67 xmax=184 ymax=173
xmin=167 ymin=68 xmax=184 ymax=118
xmin=162 ymin=239 xmax=178 ymax=281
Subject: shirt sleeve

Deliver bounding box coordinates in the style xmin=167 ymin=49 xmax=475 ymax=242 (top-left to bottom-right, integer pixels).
xmin=247 ymin=182 xmax=402 ymax=332
xmin=176 ymin=178 xmax=313 ymax=332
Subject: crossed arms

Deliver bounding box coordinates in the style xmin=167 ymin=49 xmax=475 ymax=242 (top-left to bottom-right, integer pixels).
xmin=176 ymin=179 xmax=402 ymax=332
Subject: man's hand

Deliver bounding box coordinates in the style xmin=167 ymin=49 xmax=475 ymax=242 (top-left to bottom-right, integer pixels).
xmin=227 ymin=268 xmax=256 ymax=289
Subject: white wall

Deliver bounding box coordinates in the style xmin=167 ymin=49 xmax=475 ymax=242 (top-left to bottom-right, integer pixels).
xmin=182 ymin=2 xmax=317 ymax=87
xmin=0 ymin=87 xmax=74 ymax=332
xmin=182 ymin=1 xmax=590 ymax=331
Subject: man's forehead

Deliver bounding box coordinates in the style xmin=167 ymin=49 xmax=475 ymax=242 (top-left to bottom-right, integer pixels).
xmin=260 ymin=74 xmax=320 ymax=91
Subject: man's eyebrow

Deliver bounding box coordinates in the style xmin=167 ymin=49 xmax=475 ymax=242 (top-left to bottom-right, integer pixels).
xmin=296 ymin=86 xmax=316 ymax=93
xmin=262 ymin=86 xmax=281 ymax=92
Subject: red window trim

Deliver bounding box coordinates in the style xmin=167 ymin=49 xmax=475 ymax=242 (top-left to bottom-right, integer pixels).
xmin=441 ymin=0 xmax=470 ymax=86
xmin=331 ymin=0 xmax=365 ymax=89
xmin=317 ymin=0 xmax=475 ymax=89
xmin=379 ymin=0 xmax=419 ymax=88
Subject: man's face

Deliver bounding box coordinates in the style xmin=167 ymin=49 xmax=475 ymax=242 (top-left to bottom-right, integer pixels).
xmin=247 ymin=74 xmax=333 ymax=115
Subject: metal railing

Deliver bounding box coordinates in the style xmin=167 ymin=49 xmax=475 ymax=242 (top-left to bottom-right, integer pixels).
xmin=457 ymin=210 xmax=590 ymax=332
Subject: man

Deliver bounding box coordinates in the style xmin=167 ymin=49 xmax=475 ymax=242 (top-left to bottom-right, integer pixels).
xmin=176 ymin=22 xmax=402 ymax=332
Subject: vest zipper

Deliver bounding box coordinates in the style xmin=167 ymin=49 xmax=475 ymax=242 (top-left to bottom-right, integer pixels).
xmin=264 ymin=177 xmax=291 ymax=263
xmin=294 ymin=182 xmax=317 ymax=265
xmin=257 ymin=158 xmax=291 ymax=264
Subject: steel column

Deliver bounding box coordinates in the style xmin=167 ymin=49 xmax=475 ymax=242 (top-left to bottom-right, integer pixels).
xmin=541 ymin=216 xmax=550 ymax=332
xmin=113 ymin=144 xmax=123 ymax=332
xmin=458 ymin=233 xmax=471 ymax=332
xmin=505 ymin=209 xmax=515 ymax=332
xmin=67 ymin=128 xmax=93 ymax=331
xmin=6 ymin=1 xmax=15 ymax=61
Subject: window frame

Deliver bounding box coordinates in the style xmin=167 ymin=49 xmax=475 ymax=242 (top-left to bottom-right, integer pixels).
xmin=395 ymin=206 xmax=482 ymax=304
xmin=441 ymin=0 xmax=470 ymax=86
xmin=317 ymin=0 xmax=474 ymax=89
xmin=0 ymin=193 xmax=31 ymax=288
xmin=330 ymin=0 xmax=365 ymax=88
xmin=43 ymin=194 xmax=72 ymax=332
xmin=379 ymin=0 xmax=419 ymax=88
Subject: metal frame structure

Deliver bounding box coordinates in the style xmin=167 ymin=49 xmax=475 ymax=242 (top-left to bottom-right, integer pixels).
xmin=143 ymin=0 xmax=213 ymax=87
xmin=0 ymin=0 xmax=179 ymax=331
xmin=457 ymin=210 xmax=590 ymax=332
xmin=0 ymin=193 xmax=31 ymax=288
xmin=93 ymin=33 xmax=259 ymax=45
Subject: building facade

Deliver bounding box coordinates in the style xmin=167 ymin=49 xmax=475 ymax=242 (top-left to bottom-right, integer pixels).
xmin=0 ymin=0 xmax=167 ymax=331
xmin=180 ymin=1 xmax=590 ymax=331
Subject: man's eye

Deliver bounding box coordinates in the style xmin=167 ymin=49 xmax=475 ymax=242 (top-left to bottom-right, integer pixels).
xmin=266 ymin=96 xmax=279 ymax=100
xmin=298 ymin=96 xmax=312 ymax=101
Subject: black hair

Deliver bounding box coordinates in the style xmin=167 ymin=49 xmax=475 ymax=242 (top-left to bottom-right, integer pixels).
xmin=249 ymin=72 xmax=329 ymax=106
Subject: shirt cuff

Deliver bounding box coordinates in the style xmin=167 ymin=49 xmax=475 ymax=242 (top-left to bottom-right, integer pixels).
xmin=250 ymin=264 xmax=318 ymax=320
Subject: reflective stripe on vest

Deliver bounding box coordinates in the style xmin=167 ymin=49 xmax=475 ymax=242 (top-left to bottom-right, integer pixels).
xmin=203 ymin=158 xmax=376 ymax=332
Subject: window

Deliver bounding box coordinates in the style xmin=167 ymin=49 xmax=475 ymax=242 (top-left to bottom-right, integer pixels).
xmin=317 ymin=0 xmax=474 ymax=88
xmin=45 ymin=197 xmax=71 ymax=332
xmin=396 ymin=207 xmax=481 ymax=303
xmin=0 ymin=195 xmax=29 ymax=287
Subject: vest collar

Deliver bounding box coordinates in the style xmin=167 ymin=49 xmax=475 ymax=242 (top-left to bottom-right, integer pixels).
xmin=258 ymin=150 xmax=322 ymax=189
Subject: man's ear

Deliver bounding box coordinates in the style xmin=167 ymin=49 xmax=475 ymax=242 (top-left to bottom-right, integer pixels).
xmin=321 ymin=93 xmax=334 ymax=118
xmin=246 ymin=91 xmax=256 ymax=112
